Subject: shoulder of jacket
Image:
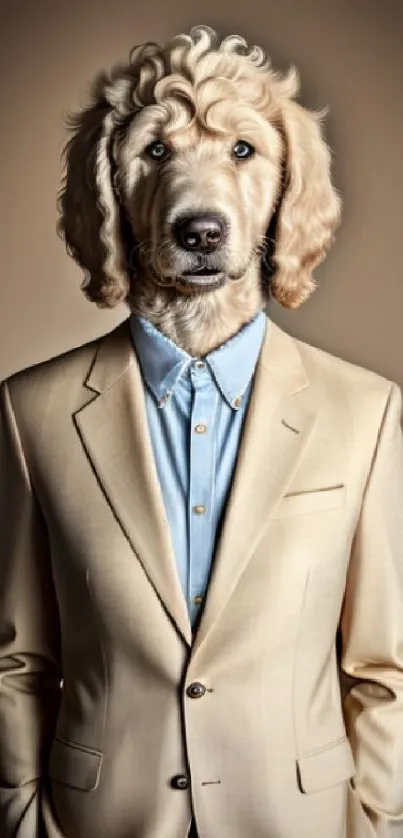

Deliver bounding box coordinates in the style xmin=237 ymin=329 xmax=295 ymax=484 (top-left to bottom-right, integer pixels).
xmin=1 ymin=325 xmax=114 ymax=407
xmin=293 ymin=333 xmax=397 ymax=404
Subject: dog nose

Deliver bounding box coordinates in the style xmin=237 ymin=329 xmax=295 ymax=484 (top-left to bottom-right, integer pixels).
xmin=175 ymin=215 xmax=226 ymax=252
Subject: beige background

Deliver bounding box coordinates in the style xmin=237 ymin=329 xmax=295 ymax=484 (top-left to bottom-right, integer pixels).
xmin=1 ymin=0 xmax=402 ymax=386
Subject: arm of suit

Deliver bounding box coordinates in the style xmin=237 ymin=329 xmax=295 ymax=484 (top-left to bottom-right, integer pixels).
xmin=0 ymin=380 xmax=62 ymax=837
xmin=340 ymin=381 xmax=403 ymax=838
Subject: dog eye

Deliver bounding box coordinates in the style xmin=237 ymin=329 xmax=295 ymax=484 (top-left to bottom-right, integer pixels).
xmin=233 ymin=140 xmax=255 ymax=160
xmin=145 ymin=141 xmax=170 ymax=161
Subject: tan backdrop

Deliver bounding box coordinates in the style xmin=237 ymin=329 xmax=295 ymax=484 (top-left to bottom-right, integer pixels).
xmin=1 ymin=0 xmax=402 ymax=386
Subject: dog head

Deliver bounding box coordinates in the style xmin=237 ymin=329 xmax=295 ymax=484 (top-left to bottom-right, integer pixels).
xmin=58 ymin=26 xmax=341 ymax=317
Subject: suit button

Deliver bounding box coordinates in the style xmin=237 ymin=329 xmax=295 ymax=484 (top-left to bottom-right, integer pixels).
xmin=170 ymin=773 xmax=189 ymax=790
xmin=186 ymin=681 xmax=206 ymax=698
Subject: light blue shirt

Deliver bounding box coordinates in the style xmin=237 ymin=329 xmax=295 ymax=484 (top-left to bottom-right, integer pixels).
xmin=129 ymin=310 xmax=267 ymax=629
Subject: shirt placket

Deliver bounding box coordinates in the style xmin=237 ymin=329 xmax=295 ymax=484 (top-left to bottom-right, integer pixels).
xmin=188 ymin=360 xmax=217 ymax=624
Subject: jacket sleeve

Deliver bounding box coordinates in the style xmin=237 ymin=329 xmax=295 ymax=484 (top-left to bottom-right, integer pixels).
xmin=340 ymin=381 xmax=403 ymax=838
xmin=0 ymin=379 xmax=62 ymax=837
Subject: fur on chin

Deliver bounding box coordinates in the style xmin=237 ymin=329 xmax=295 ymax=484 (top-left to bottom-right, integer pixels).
xmin=127 ymin=261 xmax=266 ymax=356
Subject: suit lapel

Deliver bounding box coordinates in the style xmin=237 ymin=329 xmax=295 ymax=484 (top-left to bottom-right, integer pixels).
xmin=73 ymin=317 xmax=317 ymax=655
xmin=191 ymin=321 xmax=318 ymax=657
xmin=74 ymin=319 xmax=193 ymax=646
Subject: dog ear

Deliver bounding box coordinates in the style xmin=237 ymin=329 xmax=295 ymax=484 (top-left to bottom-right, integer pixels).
xmin=57 ymin=90 xmax=134 ymax=307
xmin=269 ymin=99 xmax=341 ymax=308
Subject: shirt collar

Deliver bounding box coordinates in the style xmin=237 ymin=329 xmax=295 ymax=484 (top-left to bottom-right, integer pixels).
xmin=129 ymin=309 xmax=268 ymax=410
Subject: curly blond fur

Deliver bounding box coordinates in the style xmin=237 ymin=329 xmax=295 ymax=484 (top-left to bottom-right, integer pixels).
xmin=58 ymin=25 xmax=341 ymax=355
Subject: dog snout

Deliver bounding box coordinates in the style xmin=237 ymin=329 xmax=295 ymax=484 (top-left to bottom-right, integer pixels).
xmin=174 ymin=214 xmax=227 ymax=252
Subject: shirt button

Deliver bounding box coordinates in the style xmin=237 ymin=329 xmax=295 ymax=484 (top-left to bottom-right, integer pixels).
xmin=170 ymin=774 xmax=189 ymax=790
xmin=193 ymin=505 xmax=206 ymax=515
xmin=193 ymin=595 xmax=203 ymax=605
xmin=194 ymin=360 xmax=205 ymax=369
xmin=195 ymin=423 xmax=207 ymax=434
xmin=158 ymin=390 xmax=172 ymax=408
xmin=186 ymin=682 xmax=206 ymax=698
xmin=232 ymin=395 xmax=243 ymax=408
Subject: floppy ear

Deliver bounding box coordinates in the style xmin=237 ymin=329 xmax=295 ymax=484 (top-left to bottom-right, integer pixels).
xmin=57 ymin=89 xmax=133 ymax=307
xmin=269 ymin=99 xmax=342 ymax=308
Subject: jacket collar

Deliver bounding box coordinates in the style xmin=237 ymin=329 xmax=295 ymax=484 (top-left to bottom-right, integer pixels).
xmin=84 ymin=312 xmax=309 ymax=400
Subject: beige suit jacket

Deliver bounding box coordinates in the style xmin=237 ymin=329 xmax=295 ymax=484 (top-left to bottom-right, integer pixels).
xmin=1 ymin=317 xmax=403 ymax=838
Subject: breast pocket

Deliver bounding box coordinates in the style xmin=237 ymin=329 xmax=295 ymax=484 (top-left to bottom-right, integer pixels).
xmin=274 ymin=485 xmax=346 ymax=519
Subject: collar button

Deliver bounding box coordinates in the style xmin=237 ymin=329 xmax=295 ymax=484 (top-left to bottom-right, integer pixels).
xmin=157 ymin=389 xmax=172 ymax=408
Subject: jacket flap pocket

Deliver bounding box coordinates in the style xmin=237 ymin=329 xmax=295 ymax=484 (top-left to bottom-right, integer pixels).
xmin=275 ymin=485 xmax=346 ymax=518
xmin=48 ymin=736 xmax=103 ymax=791
xmin=297 ymin=737 xmax=356 ymax=794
